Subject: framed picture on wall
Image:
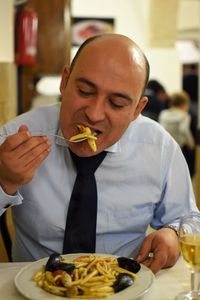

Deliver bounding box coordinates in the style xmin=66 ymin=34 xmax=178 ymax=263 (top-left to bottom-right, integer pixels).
xmin=72 ymin=17 xmax=115 ymax=46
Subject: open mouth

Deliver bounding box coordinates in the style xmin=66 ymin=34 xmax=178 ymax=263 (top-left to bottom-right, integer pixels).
xmin=92 ymin=130 xmax=101 ymax=137
xmin=77 ymin=125 xmax=102 ymax=139
xmin=69 ymin=125 xmax=102 ymax=152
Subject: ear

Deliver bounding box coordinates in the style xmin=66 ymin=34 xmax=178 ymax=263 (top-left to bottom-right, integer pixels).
xmin=132 ymin=96 xmax=148 ymax=121
xmin=60 ymin=65 xmax=70 ymax=94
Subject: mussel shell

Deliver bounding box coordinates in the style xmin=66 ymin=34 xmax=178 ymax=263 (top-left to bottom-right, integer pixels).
xmin=45 ymin=253 xmax=75 ymax=273
xmin=46 ymin=261 xmax=75 ymax=273
xmin=45 ymin=252 xmax=62 ymax=271
xmin=113 ymin=273 xmax=134 ymax=293
xmin=117 ymin=257 xmax=141 ymax=273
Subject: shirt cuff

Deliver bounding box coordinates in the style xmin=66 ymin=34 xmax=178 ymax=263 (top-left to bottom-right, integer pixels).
xmin=0 ymin=185 xmax=23 ymax=215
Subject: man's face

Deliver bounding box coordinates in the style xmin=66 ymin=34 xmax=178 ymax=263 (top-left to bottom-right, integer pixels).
xmin=60 ymin=39 xmax=148 ymax=156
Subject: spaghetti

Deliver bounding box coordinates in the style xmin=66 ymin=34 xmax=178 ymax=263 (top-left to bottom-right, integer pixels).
xmin=32 ymin=254 xmax=140 ymax=298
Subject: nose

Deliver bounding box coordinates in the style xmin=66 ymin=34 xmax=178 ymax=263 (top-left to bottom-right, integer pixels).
xmin=85 ymin=99 xmax=106 ymax=123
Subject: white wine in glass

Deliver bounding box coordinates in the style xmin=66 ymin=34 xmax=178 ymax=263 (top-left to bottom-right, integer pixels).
xmin=175 ymin=212 xmax=200 ymax=300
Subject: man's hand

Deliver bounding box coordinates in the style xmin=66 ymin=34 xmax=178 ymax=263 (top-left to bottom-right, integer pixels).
xmin=135 ymin=228 xmax=180 ymax=273
xmin=0 ymin=125 xmax=51 ymax=195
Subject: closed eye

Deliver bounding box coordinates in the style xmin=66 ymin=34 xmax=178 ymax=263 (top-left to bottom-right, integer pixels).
xmin=109 ymin=98 xmax=131 ymax=109
xmin=78 ymin=88 xmax=94 ymax=97
xmin=110 ymin=102 xmax=125 ymax=109
xmin=109 ymin=92 xmax=133 ymax=109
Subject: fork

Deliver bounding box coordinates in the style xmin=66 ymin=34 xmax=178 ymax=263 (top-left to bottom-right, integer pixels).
xmin=0 ymin=132 xmax=89 ymax=143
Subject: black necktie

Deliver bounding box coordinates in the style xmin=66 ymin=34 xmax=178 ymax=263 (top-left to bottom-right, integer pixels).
xmin=63 ymin=150 xmax=107 ymax=254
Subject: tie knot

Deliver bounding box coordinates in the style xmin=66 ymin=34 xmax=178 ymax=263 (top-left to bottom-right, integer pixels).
xmin=70 ymin=150 xmax=107 ymax=175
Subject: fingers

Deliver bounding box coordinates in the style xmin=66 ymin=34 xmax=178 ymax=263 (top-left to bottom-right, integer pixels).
xmin=1 ymin=135 xmax=51 ymax=168
xmin=148 ymin=246 xmax=177 ymax=273
xmin=1 ymin=130 xmax=31 ymax=151
xmin=136 ymin=252 xmax=154 ymax=269
xmin=18 ymin=124 xmax=29 ymax=132
xmin=25 ymin=147 xmax=50 ymax=174
xmin=0 ymin=128 xmax=52 ymax=194
xmin=136 ymin=236 xmax=153 ymax=263
xmin=147 ymin=250 xmax=167 ymax=273
xmin=14 ymin=136 xmax=50 ymax=160
xmin=136 ymin=229 xmax=180 ymax=273
xmin=137 ymin=245 xmax=167 ymax=273
xmin=136 ymin=239 xmax=161 ymax=273
xmin=135 ymin=236 xmax=159 ymax=272
xmin=22 ymin=137 xmax=51 ymax=168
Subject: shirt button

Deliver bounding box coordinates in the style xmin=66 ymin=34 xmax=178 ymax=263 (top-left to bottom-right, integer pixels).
xmin=4 ymin=204 xmax=10 ymax=209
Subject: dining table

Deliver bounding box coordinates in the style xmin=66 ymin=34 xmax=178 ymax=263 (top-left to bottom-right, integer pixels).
xmin=0 ymin=255 xmax=190 ymax=300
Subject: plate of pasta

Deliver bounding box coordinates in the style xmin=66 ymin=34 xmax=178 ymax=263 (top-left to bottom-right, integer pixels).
xmin=14 ymin=253 xmax=154 ymax=300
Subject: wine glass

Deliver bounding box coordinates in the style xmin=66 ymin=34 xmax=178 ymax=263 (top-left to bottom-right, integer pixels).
xmin=175 ymin=212 xmax=200 ymax=300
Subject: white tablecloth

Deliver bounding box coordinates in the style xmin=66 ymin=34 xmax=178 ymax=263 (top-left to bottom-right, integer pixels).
xmin=0 ymin=256 xmax=190 ymax=300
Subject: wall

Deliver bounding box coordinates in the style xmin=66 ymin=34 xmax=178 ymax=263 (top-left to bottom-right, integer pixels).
xmin=71 ymin=0 xmax=181 ymax=93
xmin=0 ymin=0 xmax=17 ymax=125
xmin=72 ymin=0 xmax=149 ymax=48
xmin=178 ymin=0 xmax=200 ymax=39
xmin=16 ymin=0 xmax=72 ymax=113
xmin=0 ymin=0 xmax=14 ymax=62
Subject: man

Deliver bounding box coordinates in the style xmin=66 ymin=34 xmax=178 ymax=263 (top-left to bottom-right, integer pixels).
xmin=0 ymin=34 xmax=198 ymax=273
xmin=143 ymin=79 xmax=169 ymax=121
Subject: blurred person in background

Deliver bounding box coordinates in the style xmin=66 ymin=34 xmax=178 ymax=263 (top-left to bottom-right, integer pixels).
xmin=183 ymin=63 xmax=198 ymax=142
xmin=142 ymin=79 xmax=169 ymax=121
xmin=182 ymin=64 xmax=198 ymax=177
xmin=183 ymin=64 xmax=198 ymax=104
xmin=159 ymin=91 xmax=195 ymax=177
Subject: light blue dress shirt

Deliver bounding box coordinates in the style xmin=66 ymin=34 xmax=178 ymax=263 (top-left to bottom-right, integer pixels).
xmin=0 ymin=104 xmax=198 ymax=261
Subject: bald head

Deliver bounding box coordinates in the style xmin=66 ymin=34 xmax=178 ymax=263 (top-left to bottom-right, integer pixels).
xmin=70 ymin=34 xmax=150 ymax=97
xmin=60 ymin=33 xmax=149 ymax=155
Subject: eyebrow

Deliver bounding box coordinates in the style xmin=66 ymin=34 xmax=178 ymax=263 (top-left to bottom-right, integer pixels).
xmin=76 ymin=77 xmax=133 ymax=103
xmin=76 ymin=77 xmax=96 ymax=89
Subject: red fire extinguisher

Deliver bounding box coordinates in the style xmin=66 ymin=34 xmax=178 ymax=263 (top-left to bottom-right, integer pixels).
xmin=15 ymin=8 xmax=38 ymax=65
